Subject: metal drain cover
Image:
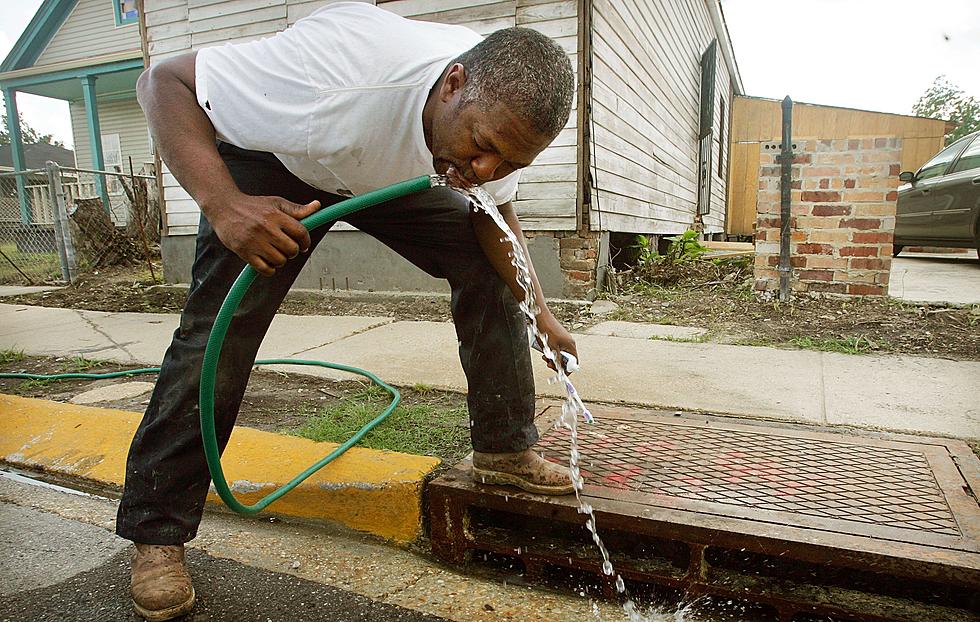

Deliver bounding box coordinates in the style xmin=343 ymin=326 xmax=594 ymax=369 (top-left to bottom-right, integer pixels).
xmin=429 ymin=405 xmax=980 ymax=620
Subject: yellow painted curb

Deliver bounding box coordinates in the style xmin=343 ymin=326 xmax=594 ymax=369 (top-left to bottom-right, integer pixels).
xmin=0 ymin=394 xmax=440 ymax=542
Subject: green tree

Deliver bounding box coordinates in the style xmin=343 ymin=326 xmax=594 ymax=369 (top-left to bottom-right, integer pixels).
xmin=912 ymin=76 xmax=980 ymax=143
xmin=0 ymin=111 xmax=65 ymax=147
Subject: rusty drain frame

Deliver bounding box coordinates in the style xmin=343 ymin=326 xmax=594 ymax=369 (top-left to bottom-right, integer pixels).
xmin=428 ymin=405 xmax=980 ymax=622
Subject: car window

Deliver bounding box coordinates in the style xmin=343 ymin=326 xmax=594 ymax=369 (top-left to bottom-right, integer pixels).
xmin=950 ymin=136 xmax=980 ymax=174
xmin=917 ymin=135 xmax=972 ymax=181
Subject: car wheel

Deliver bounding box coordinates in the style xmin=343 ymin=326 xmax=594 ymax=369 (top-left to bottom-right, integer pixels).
xmin=892 ymin=244 xmax=904 ymax=258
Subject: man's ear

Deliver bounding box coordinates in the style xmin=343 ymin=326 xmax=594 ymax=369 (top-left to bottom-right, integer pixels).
xmin=441 ymin=63 xmax=467 ymax=103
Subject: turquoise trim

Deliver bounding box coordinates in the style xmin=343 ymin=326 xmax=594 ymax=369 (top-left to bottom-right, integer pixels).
xmin=80 ymin=75 xmax=110 ymax=211
xmin=2 ymin=89 xmax=31 ymax=224
xmin=112 ymin=0 xmax=138 ymax=27
xmin=0 ymin=0 xmax=77 ymax=73
xmin=0 ymin=58 xmax=143 ymax=90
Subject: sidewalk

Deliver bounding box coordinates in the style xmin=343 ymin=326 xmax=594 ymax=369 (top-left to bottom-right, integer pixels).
xmin=1 ymin=301 xmax=977 ymax=438
xmin=2 ymin=301 xmax=978 ymax=544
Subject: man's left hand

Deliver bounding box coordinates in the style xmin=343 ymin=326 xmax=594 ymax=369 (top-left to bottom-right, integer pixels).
xmin=535 ymin=313 xmax=578 ymax=373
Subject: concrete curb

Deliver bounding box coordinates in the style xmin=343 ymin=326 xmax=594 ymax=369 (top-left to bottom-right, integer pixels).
xmin=0 ymin=394 xmax=440 ymax=543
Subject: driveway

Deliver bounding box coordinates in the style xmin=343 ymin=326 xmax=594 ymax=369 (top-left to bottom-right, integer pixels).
xmin=889 ymin=251 xmax=980 ymax=305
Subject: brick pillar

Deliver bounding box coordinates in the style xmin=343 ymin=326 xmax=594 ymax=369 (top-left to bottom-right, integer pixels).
xmin=753 ymin=138 xmax=900 ymax=297
xmin=558 ymin=231 xmax=599 ymax=299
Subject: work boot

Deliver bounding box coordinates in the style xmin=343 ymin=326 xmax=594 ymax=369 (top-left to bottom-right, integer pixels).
xmin=472 ymin=449 xmax=574 ymax=495
xmin=130 ymin=543 xmax=195 ymax=621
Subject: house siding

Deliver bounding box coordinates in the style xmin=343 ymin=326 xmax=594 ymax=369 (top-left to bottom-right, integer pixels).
xmin=69 ymin=97 xmax=153 ymax=172
xmin=36 ymin=0 xmax=141 ymax=67
xmin=148 ymin=0 xmax=579 ymax=236
xmin=590 ymin=0 xmax=733 ymax=235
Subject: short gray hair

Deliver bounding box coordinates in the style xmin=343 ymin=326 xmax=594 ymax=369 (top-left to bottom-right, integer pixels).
xmin=453 ymin=27 xmax=574 ymax=137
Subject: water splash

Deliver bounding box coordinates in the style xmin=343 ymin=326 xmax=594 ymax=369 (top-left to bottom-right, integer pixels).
xmin=443 ymin=175 xmax=680 ymax=622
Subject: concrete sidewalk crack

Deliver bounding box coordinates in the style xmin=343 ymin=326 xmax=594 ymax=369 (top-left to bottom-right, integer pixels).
xmin=287 ymin=318 xmax=394 ymax=357
xmin=75 ymin=310 xmax=138 ymax=364
xmin=377 ymin=567 xmax=430 ymax=603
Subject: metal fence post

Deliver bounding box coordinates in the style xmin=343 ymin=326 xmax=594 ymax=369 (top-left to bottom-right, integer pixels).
xmin=46 ymin=161 xmax=77 ymax=283
xmin=778 ymin=96 xmax=794 ymax=303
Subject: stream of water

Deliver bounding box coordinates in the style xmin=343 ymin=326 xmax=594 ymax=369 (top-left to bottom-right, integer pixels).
xmin=444 ymin=176 xmax=689 ymax=622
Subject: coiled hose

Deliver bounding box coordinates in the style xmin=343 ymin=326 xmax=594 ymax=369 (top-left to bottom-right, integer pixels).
xmin=2 ymin=175 xmax=438 ymax=516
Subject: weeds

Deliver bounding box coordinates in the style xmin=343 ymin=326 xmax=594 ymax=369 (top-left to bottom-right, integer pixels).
xmin=60 ymin=356 xmax=107 ymax=373
xmin=412 ymin=383 xmax=435 ymax=395
xmin=788 ymin=335 xmax=879 ymax=355
xmin=0 ymin=349 xmax=26 ymax=365
xmin=729 ymin=336 xmax=774 ymax=347
xmin=649 ymin=333 xmax=708 ymax=344
xmin=19 ymin=379 xmax=51 ymax=390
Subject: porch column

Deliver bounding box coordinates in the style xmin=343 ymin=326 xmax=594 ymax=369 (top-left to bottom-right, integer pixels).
xmin=79 ymin=74 xmax=110 ymax=210
xmin=2 ymin=88 xmax=31 ymax=223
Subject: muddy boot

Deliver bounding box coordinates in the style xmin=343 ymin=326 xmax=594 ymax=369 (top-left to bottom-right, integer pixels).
xmin=472 ymin=449 xmax=574 ymax=495
xmin=130 ymin=544 xmax=195 ymax=621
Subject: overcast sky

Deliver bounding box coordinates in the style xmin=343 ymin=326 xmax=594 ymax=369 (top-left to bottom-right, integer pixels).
xmin=1 ymin=0 xmax=978 ymax=151
xmin=721 ymin=0 xmax=980 ymax=114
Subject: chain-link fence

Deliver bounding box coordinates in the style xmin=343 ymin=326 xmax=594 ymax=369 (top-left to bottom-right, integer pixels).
xmin=0 ymin=161 xmax=160 ymax=286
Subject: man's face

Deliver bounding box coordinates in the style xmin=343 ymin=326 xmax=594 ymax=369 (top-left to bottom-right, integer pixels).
xmin=430 ymin=92 xmax=553 ymax=187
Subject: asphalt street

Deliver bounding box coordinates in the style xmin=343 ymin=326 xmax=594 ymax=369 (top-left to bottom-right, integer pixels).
xmin=0 ymin=498 xmax=448 ymax=622
xmin=0 ymin=469 xmax=624 ymax=622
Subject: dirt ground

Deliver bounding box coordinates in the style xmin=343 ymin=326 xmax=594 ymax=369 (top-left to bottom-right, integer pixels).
xmin=5 ymin=264 xmax=978 ymax=360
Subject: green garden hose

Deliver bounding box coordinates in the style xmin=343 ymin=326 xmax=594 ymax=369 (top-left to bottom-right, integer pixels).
xmin=2 ymin=174 xmax=439 ymax=516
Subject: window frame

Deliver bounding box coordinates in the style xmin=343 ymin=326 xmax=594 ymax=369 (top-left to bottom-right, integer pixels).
xmin=949 ymin=134 xmax=980 ymax=174
xmin=915 ymin=134 xmax=973 ymax=181
xmin=113 ymin=0 xmax=138 ymax=27
xmin=718 ymin=96 xmax=726 ymax=178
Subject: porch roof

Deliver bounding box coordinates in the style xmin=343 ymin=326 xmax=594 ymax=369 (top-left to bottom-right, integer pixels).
xmin=0 ymin=52 xmax=143 ymax=102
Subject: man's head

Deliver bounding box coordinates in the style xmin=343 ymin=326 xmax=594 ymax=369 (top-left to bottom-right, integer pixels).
xmin=425 ymin=27 xmax=574 ymax=186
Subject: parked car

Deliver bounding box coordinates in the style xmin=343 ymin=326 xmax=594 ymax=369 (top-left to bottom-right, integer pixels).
xmin=894 ymin=130 xmax=980 ymax=258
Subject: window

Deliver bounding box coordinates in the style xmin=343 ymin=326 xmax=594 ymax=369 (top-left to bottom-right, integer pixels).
xmin=950 ymin=135 xmax=980 ymax=174
xmin=114 ymin=0 xmax=138 ymax=26
xmin=102 ymin=133 xmax=123 ymax=193
xmin=718 ymin=96 xmax=726 ymax=177
xmin=916 ymin=135 xmax=971 ymax=181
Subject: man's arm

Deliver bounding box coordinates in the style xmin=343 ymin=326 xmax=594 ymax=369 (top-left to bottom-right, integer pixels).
xmin=137 ymin=52 xmax=320 ymax=276
xmin=470 ymin=201 xmax=578 ymax=369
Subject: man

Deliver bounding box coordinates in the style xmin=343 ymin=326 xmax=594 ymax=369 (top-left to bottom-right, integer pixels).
xmin=119 ymin=2 xmax=577 ymax=620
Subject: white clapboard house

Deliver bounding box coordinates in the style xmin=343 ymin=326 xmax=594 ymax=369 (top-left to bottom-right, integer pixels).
xmin=1 ymin=0 xmax=154 ymax=226
xmin=142 ymin=0 xmax=741 ymax=298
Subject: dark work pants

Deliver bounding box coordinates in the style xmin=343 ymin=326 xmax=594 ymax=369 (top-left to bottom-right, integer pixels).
xmin=115 ymin=143 xmax=537 ymax=544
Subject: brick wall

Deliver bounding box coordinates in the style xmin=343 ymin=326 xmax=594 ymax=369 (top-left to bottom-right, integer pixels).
xmin=526 ymin=230 xmax=600 ymax=299
xmin=753 ymin=138 xmax=901 ymax=296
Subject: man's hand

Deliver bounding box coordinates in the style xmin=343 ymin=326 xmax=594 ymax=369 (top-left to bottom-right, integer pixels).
xmin=536 ymin=312 xmax=578 ymax=373
xmin=206 ymin=192 xmax=321 ymax=276
xmin=136 ymin=53 xmax=323 ymax=277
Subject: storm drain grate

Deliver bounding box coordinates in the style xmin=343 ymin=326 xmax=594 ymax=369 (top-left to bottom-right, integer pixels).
xmin=429 ymin=405 xmax=980 ymax=622
xmin=535 ymin=418 xmax=959 ymax=535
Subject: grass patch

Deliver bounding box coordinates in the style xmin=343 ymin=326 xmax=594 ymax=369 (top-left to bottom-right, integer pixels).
xmin=729 ymin=336 xmax=774 ymax=347
xmin=0 ymin=242 xmax=62 ymax=285
xmin=19 ymin=378 xmax=52 ymax=390
xmin=60 ymin=356 xmax=107 ymax=373
xmin=289 ymin=387 xmax=470 ymax=463
xmin=0 ymin=349 xmax=25 ymax=364
xmin=787 ymin=335 xmax=879 ymax=355
xmin=649 ymin=333 xmax=708 ymax=344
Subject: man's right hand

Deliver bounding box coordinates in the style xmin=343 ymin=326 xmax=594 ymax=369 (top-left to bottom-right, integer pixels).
xmin=207 ymin=193 xmax=322 ymax=276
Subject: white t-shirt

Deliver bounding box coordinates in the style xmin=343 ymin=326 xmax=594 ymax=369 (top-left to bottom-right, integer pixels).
xmin=195 ymin=1 xmax=520 ymax=205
